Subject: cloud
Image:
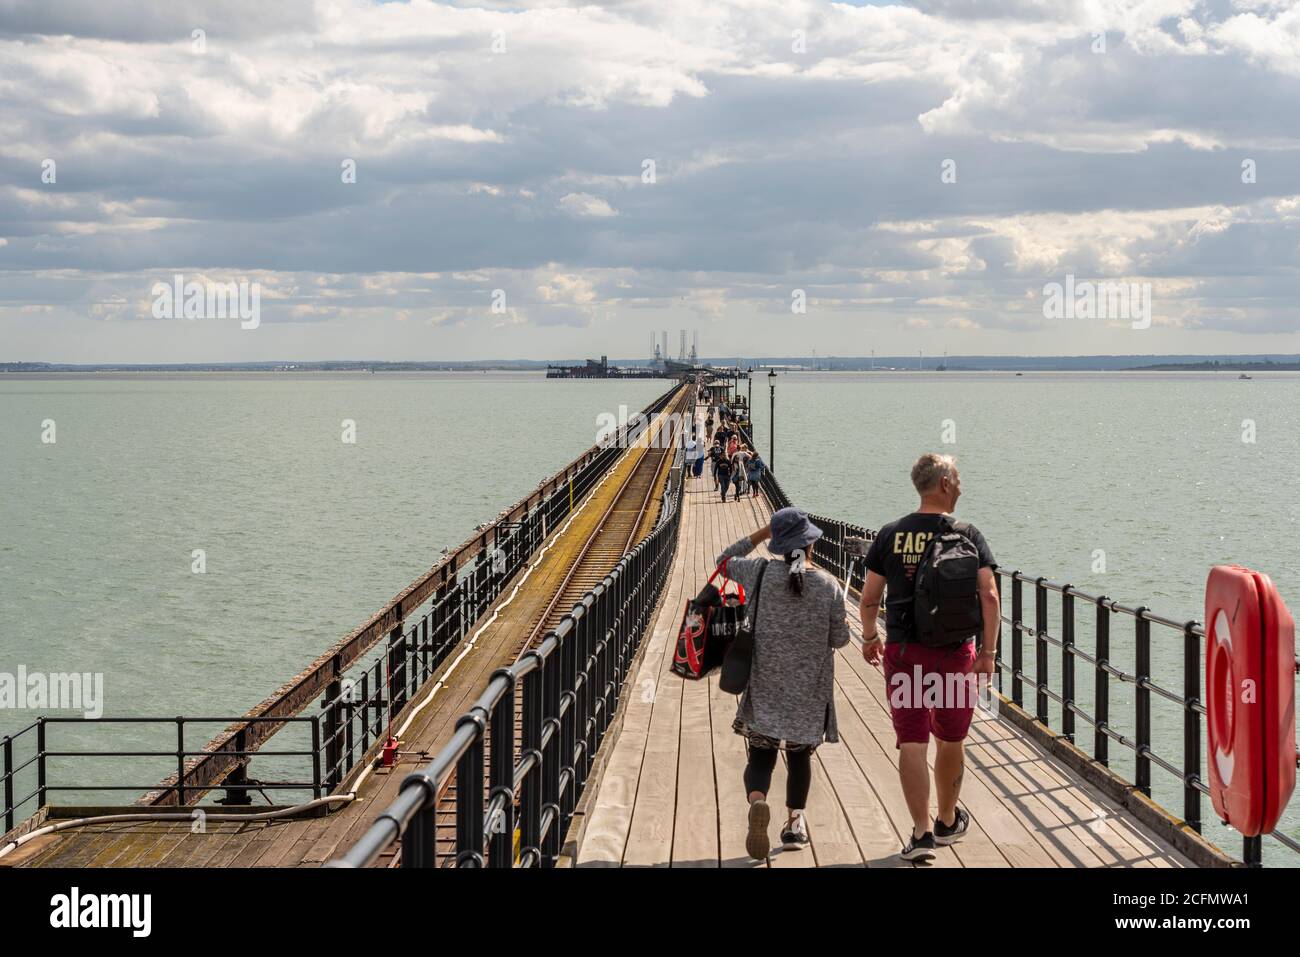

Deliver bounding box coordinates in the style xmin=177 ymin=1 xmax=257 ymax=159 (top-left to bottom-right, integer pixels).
xmin=1 ymin=0 xmax=1299 ymax=361
xmin=558 ymin=192 xmax=618 ymax=218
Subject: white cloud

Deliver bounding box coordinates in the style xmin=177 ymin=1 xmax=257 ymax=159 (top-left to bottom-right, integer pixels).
xmin=557 ymin=192 xmax=618 ymax=218
xmin=2 ymin=0 xmax=1300 ymax=360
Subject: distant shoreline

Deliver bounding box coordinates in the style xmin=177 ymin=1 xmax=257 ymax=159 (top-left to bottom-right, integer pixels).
xmin=5 ymin=366 xmax=1300 ymax=379
xmin=4 ymin=354 xmax=1300 ymax=375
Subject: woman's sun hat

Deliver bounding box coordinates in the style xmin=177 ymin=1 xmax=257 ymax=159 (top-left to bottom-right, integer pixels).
xmin=769 ymin=507 xmax=823 ymax=555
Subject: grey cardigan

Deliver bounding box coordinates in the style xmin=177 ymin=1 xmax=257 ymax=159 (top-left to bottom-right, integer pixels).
xmin=716 ymin=537 xmax=851 ymax=746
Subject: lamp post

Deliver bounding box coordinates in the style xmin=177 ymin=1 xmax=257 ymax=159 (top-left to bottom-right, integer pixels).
xmin=767 ymin=369 xmax=777 ymax=471
xmin=747 ymin=367 xmax=752 ymax=421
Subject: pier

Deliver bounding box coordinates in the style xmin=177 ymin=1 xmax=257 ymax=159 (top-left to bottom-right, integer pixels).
xmin=2 ymin=379 xmax=1295 ymax=870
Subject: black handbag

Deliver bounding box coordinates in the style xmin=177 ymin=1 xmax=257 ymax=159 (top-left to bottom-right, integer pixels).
xmin=719 ymin=562 xmax=768 ymax=694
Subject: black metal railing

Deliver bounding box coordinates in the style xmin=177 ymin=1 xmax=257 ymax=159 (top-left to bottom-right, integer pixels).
xmin=732 ymin=407 xmax=1298 ymax=867
xmin=0 ymin=444 xmax=625 ymax=833
xmin=990 ymin=568 xmax=1300 ymax=868
xmin=2 ymin=385 xmax=690 ymax=835
xmin=311 ymin=434 xmax=642 ymax=796
xmin=1 ymin=715 xmax=324 ymax=832
xmin=330 ymin=446 xmax=688 ymax=868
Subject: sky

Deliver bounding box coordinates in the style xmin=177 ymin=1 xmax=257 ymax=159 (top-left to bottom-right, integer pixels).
xmin=2 ymin=0 xmax=1299 ymax=362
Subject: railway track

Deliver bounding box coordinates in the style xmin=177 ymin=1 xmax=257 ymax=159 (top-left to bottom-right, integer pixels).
xmin=382 ymin=393 xmax=690 ymax=866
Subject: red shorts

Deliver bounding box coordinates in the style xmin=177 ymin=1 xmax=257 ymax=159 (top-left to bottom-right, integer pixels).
xmin=883 ymin=641 xmax=978 ymax=746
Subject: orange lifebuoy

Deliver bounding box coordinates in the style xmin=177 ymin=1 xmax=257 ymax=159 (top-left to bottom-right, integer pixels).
xmin=1204 ymin=566 xmax=1296 ymax=836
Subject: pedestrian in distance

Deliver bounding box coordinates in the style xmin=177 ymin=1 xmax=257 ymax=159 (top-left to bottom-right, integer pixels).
xmin=709 ymin=440 xmax=725 ymax=490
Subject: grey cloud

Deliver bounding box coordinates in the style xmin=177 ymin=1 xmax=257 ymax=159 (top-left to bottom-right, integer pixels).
xmin=3 ymin=0 xmax=1300 ymax=360
xmin=0 ymin=0 xmax=317 ymax=41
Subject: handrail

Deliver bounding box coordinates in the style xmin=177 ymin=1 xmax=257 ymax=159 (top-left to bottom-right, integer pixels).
xmin=331 ymin=411 xmax=690 ymax=868
xmin=1 ymin=384 xmax=689 ymax=834
xmin=768 ymin=501 xmax=1298 ymax=868
xmin=721 ymin=383 xmax=1295 ymax=867
xmin=138 ymin=382 xmax=686 ymax=807
xmin=1 ymin=716 xmax=324 ymax=833
xmin=989 ymin=566 xmax=1298 ymax=867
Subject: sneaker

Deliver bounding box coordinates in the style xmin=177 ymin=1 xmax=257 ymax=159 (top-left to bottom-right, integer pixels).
xmin=746 ymin=800 xmax=771 ymax=860
xmin=780 ymin=812 xmax=809 ymax=850
xmin=900 ymin=830 xmax=936 ymax=862
xmin=934 ymin=807 xmax=970 ymax=846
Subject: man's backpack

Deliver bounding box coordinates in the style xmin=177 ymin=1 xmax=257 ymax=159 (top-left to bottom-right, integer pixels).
xmin=912 ymin=517 xmax=983 ymax=647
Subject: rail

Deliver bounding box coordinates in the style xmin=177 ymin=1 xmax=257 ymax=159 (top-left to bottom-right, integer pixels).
xmin=737 ymin=401 xmax=1297 ymax=867
xmin=1 ymin=716 xmax=326 ymax=834
xmin=1 ymin=384 xmax=688 ymax=834
xmin=331 ymin=433 xmax=690 ymax=866
xmin=990 ymin=568 xmax=1300 ymax=867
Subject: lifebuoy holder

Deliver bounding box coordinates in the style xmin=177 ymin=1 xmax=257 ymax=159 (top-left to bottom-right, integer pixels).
xmin=1204 ymin=565 xmax=1296 ymax=837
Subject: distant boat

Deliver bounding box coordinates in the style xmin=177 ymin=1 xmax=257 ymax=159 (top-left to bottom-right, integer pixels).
xmin=1239 ymin=374 xmax=1252 ymax=380
xmin=1015 ymin=372 xmax=1023 ymax=376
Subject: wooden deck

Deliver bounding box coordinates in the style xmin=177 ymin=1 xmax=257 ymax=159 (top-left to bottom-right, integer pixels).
xmin=568 ymin=459 xmax=1195 ymax=868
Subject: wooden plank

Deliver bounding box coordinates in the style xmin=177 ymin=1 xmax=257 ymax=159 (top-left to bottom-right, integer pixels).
xmin=836 ymin=646 xmax=1052 ymax=867
xmin=620 ymin=520 xmax=688 ymax=867
xmin=581 ymin=463 xmax=703 ymax=867
xmin=829 ymin=684 xmax=931 ymax=868
xmin=803 ymin=756 xmax=864 ymax=867
xmin=24 ymin=829 xmax=116 ymax=868
xmin=670 ymin=483 xmax=720 ymax=868
xmin=835 ymin=614 xmax=1188 ymax=869
xmin=226 ymin=819 xmax=297 ymax=868
xmin=130 ymin=826 xmax=198 ymax=868
xmin=672 ymin=684 xmax=718 ymax=866
xmin=86 ymin=825 xmax=173 ymax=868
xmin=968 ymin=716 xmax=1186 ymax=866
xmin=813 ymin=733 xmax=910 ymax=868
xmin=709 ymin=672 xmax=763 ymax=868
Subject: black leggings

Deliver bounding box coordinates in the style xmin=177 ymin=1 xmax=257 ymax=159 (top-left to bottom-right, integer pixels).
xmin=743 ymin=743 xmax=812 ymax=810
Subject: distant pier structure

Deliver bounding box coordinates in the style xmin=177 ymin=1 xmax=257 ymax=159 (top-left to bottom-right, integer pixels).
xmin=545 ymin=356 xmax=664 ymax=379
xmin=547 ymin=330 xmax=720 ymax=379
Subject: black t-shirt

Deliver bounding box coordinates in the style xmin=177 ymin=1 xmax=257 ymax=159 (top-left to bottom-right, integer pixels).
xmin=863 ymin=513 xmax=996 ymax=644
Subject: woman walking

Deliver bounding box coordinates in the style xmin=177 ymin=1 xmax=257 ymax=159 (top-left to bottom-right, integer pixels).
xmin=730 ymin=445 xmax=749 ymax=500
xmin=746 ymin=449 xmax=765 ymax=497
xmin=715 ymin=508 xmax=850 ymax=859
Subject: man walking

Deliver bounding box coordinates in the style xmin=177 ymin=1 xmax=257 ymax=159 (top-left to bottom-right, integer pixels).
xmin=858 ymin=453 xmax=1000 ymax=861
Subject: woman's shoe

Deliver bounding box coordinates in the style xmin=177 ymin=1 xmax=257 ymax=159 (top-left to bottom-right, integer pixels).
xmin=780 ymin=811 xmax=809 ymax=850
xmin=746 ymin=800 xmax=771 ymax=860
